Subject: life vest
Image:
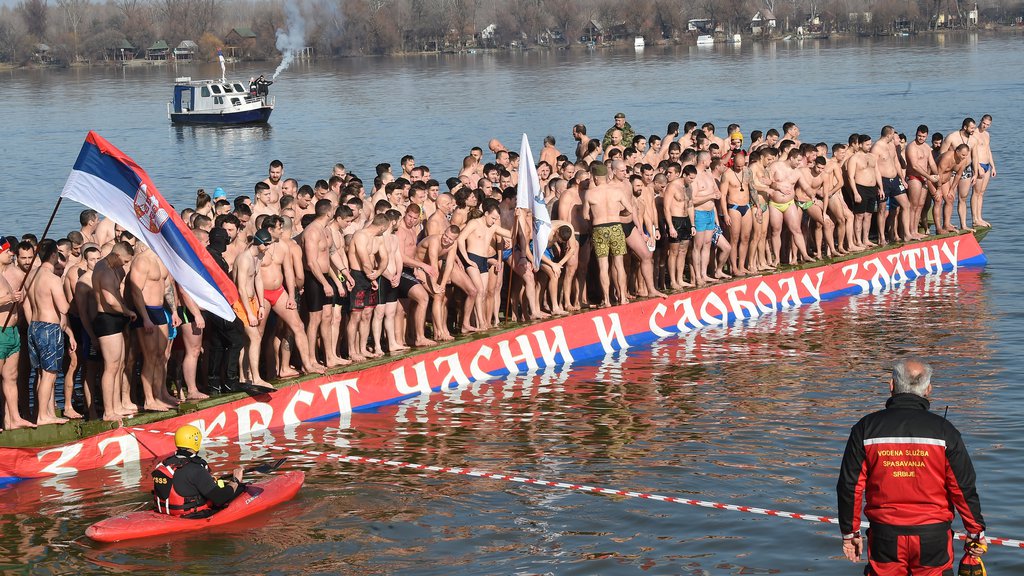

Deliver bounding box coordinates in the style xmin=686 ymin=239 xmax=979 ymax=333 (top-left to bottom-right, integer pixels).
xmin=152 ymin=457 xmax=212 ymax=516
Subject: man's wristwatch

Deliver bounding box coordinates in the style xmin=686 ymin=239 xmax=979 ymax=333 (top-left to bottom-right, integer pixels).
xmin=842 ymin=532 xmax=861 ymax=541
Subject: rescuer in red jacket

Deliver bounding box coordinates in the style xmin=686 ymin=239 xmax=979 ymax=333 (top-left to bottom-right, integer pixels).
xmin=837 ymin=358 xmax=987 ymax=575
xmin=152 ymin=425 xmax=245 ymax=517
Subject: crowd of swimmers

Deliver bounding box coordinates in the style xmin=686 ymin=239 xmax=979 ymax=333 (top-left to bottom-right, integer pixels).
xmin=0 ymin=112 xmax=996 ymax=430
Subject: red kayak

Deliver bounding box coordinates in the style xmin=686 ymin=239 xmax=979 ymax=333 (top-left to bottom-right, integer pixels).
xmin=86 ymin=471 xmax=305 ymax=543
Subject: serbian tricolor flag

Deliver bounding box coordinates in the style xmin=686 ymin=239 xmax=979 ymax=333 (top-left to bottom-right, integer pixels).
xmin=60 ymin=131 xmax=239 ymax=320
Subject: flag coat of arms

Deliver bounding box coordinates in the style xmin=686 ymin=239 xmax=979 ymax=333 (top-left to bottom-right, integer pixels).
xmin=61 ymin=131 xmax=239 ymax=320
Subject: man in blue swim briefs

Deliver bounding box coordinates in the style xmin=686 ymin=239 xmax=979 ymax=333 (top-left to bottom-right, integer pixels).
xmin=129 ymin=240 xmax=182 ymax=411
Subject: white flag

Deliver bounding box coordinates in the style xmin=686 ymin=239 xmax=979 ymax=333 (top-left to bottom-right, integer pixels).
xmin=517 ymin=133 xmax=552 ymax=270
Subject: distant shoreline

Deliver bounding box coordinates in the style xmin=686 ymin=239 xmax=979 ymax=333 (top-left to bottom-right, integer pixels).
xmin=8 ymin=26 xmax=1022 ymax=72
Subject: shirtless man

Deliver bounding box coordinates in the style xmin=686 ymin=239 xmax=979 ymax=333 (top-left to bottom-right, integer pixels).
xmin=935 ymin=144 xmax=972 ymax=234
xmin=796 ymin=156 xmax=840 ymax=258
xmin=67 ymin=245 xmax=100 ymax=416
xmin=573 ymin=124 xmax=591 ymax=162
xmin=233 ymin=229 xmax=272 ymax=389
xmin=258 ymin=217 xmax=324 ymax=378
xmin=825 ymin=144 xmax=860 ymax=251
xmin=79 ymin=210 xmax=100 ymax=244
xmin=557 ymin=172 xmax=590 ymax=309
xmin=663 ymin=163 xmax=694 ymax=288
xmin=846 ymin=135 xmax=884 ymax=247
xmin=217 ymin=215 xmax=245 ymax=272
xmin=690 ymin=151 xmax=726 ymax=284
xmin=618 ymin=166 xmax=664 ymax=298
xmin=604 ymin=130 xmax=625 ymax=159
xmin=251 ymin=181 xmax=277 ymax=225
xmin=873 ymin=126 xmax=909 ymax=243
xmin=293 ymin=186 xmax=316 ymax=231
xmin=395 ymin=204 xmax=438 ymax=346
xmin=0 ymin=239 xmax=32 ymax=430
xmin=583 ymin=163 xmax=630 ymax=307
xmin=27 ymin=240 xmax=75 ymax=425
xmin=303 ymin=200 xmax=347 ymax=368
xmin=540 ymin=135 xmax=561 ymax=170
xmin=719 ymin=150 xmax=754 ymax=275
xmin=941 ymin=118 xmax=979 ymax=231
xmin=92 ymin=241 xmax=136 ymax=420
xmin=129 ymin=242 xmax=180 ymax=411
xmin=416 ymin=225 xmax=465 ymax=341
xmin=373 ymin=210 xmax=405 ymax=354
xmin=748 ymin=149 xmax=775 ymax=270
xmin=347 ymin=214 xmax=389 ymax=360
xmin=769 ymin=149 xmax=814 ymax=264
xmin=905 ymin=126 xmax=941 ymax=240
xmin=457 ymin=199 xmax=511 ymax=329
xmin=261 ymin=159 xmax=285 ymax=205
xmin=972 ymin=114 xmax=995 ymax=227
xmin=276 ymin=215 xmax=306 ymax=374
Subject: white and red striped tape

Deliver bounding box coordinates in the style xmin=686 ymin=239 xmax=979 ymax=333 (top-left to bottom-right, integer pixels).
xmin=129 ymin=426 xmax=1024 ymax=549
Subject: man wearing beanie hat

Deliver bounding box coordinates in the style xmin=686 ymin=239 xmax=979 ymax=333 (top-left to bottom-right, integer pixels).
xmin=203 ymin=227 xmax=244 ymax=394
xmin=232 ymin=228 xmax=274 ymax=390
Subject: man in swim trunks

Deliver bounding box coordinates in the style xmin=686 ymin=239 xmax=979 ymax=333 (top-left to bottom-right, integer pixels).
xmin=416 ymin=224 xmax=467 ymax=340
xmin=92 ymin=240 xmax=137 ymax=421
xmin=457 ymin=199 xmax=511 ymax=329
xmin=371 ymin=210 xmax=403 ymax=357
xmin=258 ymin=217 xmax=325 ymax=378
xmin=769 ymin=149 xmax=814 ymax=264
xmin=846 ymin=135 xmax=884 ymax=248
xmin=796 ymin=156 xmax=840 ymax=259
xmin=720 ymin=150 xmax=753 ymax=276
xmin=934 ymin=144 xmax=972 ymax=234
xmin=972 ymin=114 xmax=995 ymax=228
xmin=872 ymin=126 xmax=909 ymax=244
xmin=905 ymin=125 xmax=940 ymax=240
xmin=27 ymin=240 xmax=75 ymax=426
xmin=941 ymin=118 xmax=978 ymax=231
xmin=689 ymin=151 xmax=722 ymax=285
xmin=233 ymin=229 xmax=273 ymax=390
xmin=556 ymin=169 xmax=590 ymax=309
xmin=0 ymin=237 xmax=33 ymax=431
xmin=303 ymin=200 xmax=347 ymax=368
xmin=396 ymin=204 xmax=438 ymax=346
xmin=749 ymin=148 xmax=776 ymax=270
xmin=129 ymin=241 xmax=180 ymax=411
xmin=347 ymin=214 xmax=390 ymax=360
xmin=825 ymin=144 xmax=859 ymax=252
xmin=584 ymin=163 xmax=630 ymax=307
xmin=663 ymin=163 xmax=695 ymax=289
xmin=623 ymin=172 xmax=664 ymax=298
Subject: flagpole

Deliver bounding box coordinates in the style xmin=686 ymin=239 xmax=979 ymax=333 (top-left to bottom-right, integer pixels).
xmin=38 ymin=197 xmax=65 ymax=242
xmin=1 ymin=196 xmax=64 ymax=330
xmin=503 ymin=209 xmax=521 ymax=324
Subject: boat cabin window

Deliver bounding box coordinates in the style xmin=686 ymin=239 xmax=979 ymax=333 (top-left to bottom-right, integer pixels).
xmin=222 ymin=84 xmax=234 ymax=93
xmin=214 ymin=96 xmax=223 ymax=105
xmin=231 ymin=97 xmax=241 ymax=106
xmin=211 ymin=84 xmax=222 ymax=95
xmin=201 ymin=86 xmax=210 ymax=97
xmin=234 ymin=83 xmax=246 ymax=92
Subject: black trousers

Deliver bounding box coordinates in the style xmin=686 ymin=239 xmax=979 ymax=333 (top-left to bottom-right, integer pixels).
xmin=202 ymin=311 xmax=244 ymax=392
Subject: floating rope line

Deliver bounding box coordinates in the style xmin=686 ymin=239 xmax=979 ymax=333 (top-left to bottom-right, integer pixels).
xmin=129 ymin=426 xmax=1023 ymax=549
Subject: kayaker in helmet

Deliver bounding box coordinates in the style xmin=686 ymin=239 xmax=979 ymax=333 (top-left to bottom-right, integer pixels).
xmin=152 ymin=424 xmax=245 ymax=518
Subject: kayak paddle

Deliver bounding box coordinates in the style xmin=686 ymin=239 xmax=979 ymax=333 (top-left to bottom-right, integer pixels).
xmin=245 ymin=458 xmax=288 ymax=475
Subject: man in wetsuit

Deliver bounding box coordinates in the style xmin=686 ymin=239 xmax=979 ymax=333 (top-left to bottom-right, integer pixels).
xmin=153 ymin=424 xmax=244 ymax=517
xmin=837 ymin=358 xmax=987 ymax=575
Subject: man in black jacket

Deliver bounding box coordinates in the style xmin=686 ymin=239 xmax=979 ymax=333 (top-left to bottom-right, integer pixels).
xmin=837 ymin=358 xmax=986 ymax=575
xmin=153 ymin=424 xmax=244 ymax=516
xmin=203 ymin=227 xmax=245 ymax=393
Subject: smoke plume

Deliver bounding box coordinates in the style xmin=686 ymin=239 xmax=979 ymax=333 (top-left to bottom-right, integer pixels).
xmin=272 ymin=2 xmax=306 ymax=80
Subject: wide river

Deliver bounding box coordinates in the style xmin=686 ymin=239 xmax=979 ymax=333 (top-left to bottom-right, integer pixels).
xmin=2 ymin=33 xmax=1023 ymax=574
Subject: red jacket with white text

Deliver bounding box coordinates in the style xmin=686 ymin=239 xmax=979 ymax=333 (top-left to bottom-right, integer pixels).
xmin=836 ymin=393 xmax=985 ymax=536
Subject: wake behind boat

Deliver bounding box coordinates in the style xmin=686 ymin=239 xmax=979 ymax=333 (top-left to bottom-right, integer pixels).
xmin=168 ymin=76 xmax=274 ymax=125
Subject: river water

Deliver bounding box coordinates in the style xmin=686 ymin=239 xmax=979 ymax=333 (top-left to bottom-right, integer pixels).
xmin=2 ymin=33 xmax=1023 ymax=574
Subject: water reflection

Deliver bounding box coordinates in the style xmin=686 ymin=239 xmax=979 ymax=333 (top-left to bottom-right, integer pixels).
xmin=4 ymin=269 xmax=1015 ymax=573
xmin=171 ymin=123 xmax=274 ymax=146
